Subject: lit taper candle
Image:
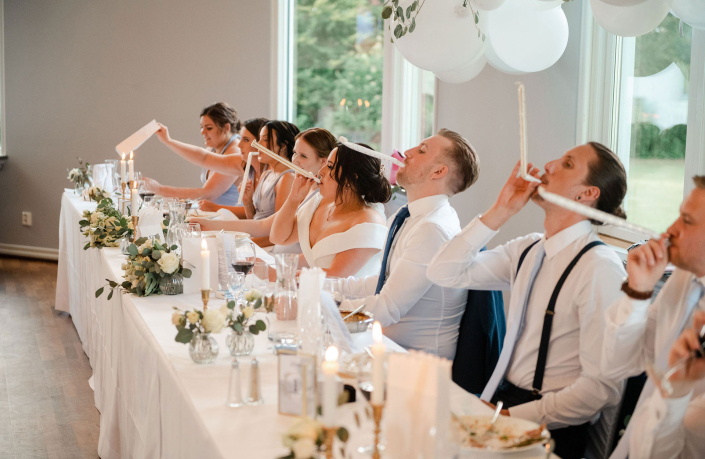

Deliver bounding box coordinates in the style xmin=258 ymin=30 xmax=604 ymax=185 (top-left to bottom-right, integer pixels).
xmin=200 ymin=238 xmax=210 ymax=290
xmin=371 ymin=322 xmax=385 ymax=405
xmin=322 ymin=345 xmax=339 ymax=426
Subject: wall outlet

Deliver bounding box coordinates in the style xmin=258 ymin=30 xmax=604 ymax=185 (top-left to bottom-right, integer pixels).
xmin=22 ymin=212 xmax=32 ymax=226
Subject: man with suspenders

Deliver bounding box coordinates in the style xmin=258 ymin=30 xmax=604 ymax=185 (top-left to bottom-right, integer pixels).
xmin=428 ymin=142 xmax=627 ymax=459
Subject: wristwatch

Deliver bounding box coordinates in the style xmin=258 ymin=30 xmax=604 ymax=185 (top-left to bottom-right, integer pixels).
xmin=621 ymin=279 xmax=654 ymax=300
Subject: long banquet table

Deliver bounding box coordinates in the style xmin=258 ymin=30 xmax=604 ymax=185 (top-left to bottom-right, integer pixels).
xmin=56 ymin=190 xmax=423 ymax=459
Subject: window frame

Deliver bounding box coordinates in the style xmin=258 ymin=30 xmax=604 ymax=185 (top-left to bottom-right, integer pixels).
xmin=576 ymin=1 xmax=705 ymax=243
xmin=0 ymin=0 xmax=5 ymax=158
xmin=272 ymin=0 xmax=436 ymax=174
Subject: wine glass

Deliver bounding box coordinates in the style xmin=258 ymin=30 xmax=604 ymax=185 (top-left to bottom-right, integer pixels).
xmin=227 ymin=272 xmax=246 ymax=302
xmin=230 ymin=239 xmax=256 ymax=276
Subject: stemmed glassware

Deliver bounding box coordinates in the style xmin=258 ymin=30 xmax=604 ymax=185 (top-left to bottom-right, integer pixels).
xmin=230 ymin=239 xmax=257 ymax=276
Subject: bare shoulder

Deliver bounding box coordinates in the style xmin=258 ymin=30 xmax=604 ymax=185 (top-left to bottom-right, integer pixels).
xmin=353 ymin=206 xmax=386 ymax=226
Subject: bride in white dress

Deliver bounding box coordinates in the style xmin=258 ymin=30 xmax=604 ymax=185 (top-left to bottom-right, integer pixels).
xmin=271 ymin=142 xmax=392 ymax=278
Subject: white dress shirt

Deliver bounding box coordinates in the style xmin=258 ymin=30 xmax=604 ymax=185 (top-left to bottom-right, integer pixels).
xmin=427 ymin=217 xmax=625 ymax=428
xmin=602 ymin=269 xmax=705 ymax=458
xmin=338 ymin=194 xmax=467 ymax=360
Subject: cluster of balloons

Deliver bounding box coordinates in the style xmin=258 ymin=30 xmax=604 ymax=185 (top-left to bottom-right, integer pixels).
xmin=391 ymin=0 xmax=704 ymax=85
xmin=591 ymin=0 xmax=704 ymax=36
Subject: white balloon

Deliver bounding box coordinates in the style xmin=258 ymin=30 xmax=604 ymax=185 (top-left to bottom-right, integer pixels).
xmin=486 ymin=5 xmax=569 ymax=73
xmin=598 ymin=0 xmax=649 ymax=5
xmin=513 ymin=0 xmax=564 ymax=11
xmin=393 ymin=0 xmax=487 ymax=72
xmin=435 ymin=54 xmax=488 ymax=83
xmin=472 ymin=0 xmax=507 ymax=11
xmin=590 ymin=0 xmax=670 ymax=37
xmin=485 ymin=37 xmax=526 ymax=74
xmin=669 ymin=0 xmax=705 ymax=30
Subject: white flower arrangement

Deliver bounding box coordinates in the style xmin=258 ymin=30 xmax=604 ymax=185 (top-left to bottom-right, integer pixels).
xmin=66 ymin=157 xmax=92 ymax=189
xmin=95 ymin=237 xmax=192 ymax=298
xmin=82 ymin=185 xmax=110 ymax=203
xmin=279 ymin=417 xmax=349 ymax=459
xmin=172 ymin=303 xmax=229 ymax=344
xmin=225 ymin=289 xmax=267 ymax=336
xmin=79 ymin=199 xmax=133 ymax=250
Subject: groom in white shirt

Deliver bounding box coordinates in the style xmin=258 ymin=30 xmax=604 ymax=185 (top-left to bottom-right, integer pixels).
xmin=602 ymin=176 xmax=705 ymax=459
xmin=338 ymin=129 xmax=480 ymax=360
xmin=427 ymin=142 xmax=627 ymax=459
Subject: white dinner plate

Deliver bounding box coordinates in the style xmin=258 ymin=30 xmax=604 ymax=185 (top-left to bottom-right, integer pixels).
xmin=456 ymin=414 xmax=550 ymax=454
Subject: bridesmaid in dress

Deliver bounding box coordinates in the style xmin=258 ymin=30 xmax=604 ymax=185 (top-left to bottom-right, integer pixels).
xmin=144 ymin=103 xmax=246 ymax=205
xmin=270 ymin=142 xmax=391 ymax=278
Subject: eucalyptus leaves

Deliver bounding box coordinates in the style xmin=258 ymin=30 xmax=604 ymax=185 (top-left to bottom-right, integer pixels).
xmin=382 ymin=0 xmax=485 ymax=43
xmin=79 ymin=198 xmax=133 ymax=250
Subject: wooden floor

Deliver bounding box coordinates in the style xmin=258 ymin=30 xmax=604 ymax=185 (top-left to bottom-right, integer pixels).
xmin=0 ymin=257 xmax=99 ymax=459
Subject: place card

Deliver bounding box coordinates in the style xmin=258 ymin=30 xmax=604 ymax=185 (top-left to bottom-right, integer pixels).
xmin=276 ymin=347 xmax=317 ymax=418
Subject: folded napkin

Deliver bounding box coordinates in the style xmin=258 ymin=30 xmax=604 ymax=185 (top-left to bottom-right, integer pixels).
xmin=386 ymin=351 xmax=452 ymax=459
xmin=212 ymin=208 xmax=239 ymax=221
xmin=137 ymin=206 xmax=164 ymax=241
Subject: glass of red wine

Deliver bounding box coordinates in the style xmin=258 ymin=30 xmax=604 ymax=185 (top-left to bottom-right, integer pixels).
xmin=230 ymin=239 xmax=256 ymax=276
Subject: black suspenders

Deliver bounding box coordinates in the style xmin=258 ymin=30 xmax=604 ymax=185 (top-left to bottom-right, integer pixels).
xmin=515 ymin=239 xmax=606 ymax=396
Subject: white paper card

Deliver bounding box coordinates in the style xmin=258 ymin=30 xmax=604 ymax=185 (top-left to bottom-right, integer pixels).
xmin=137 ymin=207 xmax=164 ymax=241
xmin=181 ymin=237 xmax=219 ymax=294
xmin=116 ymin=120 xmax=159 ymax=156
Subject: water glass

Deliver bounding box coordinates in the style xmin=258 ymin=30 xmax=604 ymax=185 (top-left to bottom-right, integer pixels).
xmin=251 ymin=261 xmax=270 ymax=294
xmin=227 ymin=272 xmax=246 ymax=302
xmin=185 ymin=223 xmax=202 ymax=238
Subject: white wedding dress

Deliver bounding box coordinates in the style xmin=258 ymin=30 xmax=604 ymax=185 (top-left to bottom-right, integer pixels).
xmin=297 ymin=193 xmax=387 ymax=277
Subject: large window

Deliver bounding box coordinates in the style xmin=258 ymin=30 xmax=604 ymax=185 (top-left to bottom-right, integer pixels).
xmin=276 ymin=0 xmax=435 ymax=156
xmin=578 ymin=4 xmax=705 ymax=242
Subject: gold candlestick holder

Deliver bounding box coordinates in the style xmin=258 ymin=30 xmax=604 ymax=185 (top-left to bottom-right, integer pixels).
xmin=131 ymin=216 xmax=139 ymax=242
xmin=201 ymin=289 xmax=211 ymax=310
xmin=323 ymin=426 xmax=338 ymax=459
xmin=118 ymin=182 xmax=128 ymax=215
xmin=371 ymin=403 xmax=385 ymax=459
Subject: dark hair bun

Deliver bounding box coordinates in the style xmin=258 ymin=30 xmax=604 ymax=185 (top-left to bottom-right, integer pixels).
xmin=333 ymin=143 xmax=391 ymax=204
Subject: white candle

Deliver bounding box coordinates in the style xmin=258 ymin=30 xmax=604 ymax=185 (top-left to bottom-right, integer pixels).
xmin=517 ymin=83 xmax=541 ymax=183
xmin=201 ymin=238 xmax=210 ymax=290
xmin=120 ymin=152 xmax=127 ymax=183
xmin=131 ymin=185 xmax=138 ymax=216
xmin=128 ymin=151 xmax=135 ymax=182
xmin=322 ymin=346 xmax=339 ymax=426
xmin=371 ymin=322 xmax=386 ymax=405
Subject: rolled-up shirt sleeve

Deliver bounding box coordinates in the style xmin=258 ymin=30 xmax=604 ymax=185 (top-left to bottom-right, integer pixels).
xmin=427 ymin=216 xmax=529 ymax=291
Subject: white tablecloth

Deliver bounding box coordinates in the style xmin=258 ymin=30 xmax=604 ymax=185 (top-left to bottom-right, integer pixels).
xmin=55 ymin=191 xmax=415 ymax=459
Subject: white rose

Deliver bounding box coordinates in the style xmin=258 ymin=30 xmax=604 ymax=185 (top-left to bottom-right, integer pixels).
xmin=186 ymin=311 xmax=199 ymax=325
xmin=290 ymin=418 xmax=321 ymax=441
xmin=171 ymin=311 xmax=183 ymax=326
xmin=241 ymin=306 xmax=255 ymax=320
xmin=157 ymin=251 xmax=180 ymax=274
xmin=292 ymin=438 xmax=316 ymax=459
xmin=202 ymin=308 xmax=226 ymax=334
xmin=245 ymin=289 xmax=263 ymax=302
xmin=219 ymin=304 xmax=230 ymax=318
xmin=90 ymin=212 xmax=105 ymax=226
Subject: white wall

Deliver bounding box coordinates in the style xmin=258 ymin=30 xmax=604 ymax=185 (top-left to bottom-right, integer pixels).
xmin=440 ymin=1 xmax=584 ymax=247
xmin=0 ymin=0 xmax=272 ymax=250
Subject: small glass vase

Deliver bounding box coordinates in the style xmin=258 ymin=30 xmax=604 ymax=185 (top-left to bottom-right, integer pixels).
xmin=74 ymin=181 xmax=83 ymax=194
xmin=226 ymin=329 xmax=255 ymax=356
xmin=120 ymin=237 xmax=131 ymax=255
xmin=189 ymin=333 xmax=219 ymax=364
xmin=159 ymin=273 xmax=183 ymax=295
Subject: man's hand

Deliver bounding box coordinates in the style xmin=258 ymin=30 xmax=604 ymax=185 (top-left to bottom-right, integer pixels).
xmin=667 ymin=311 xmax=705 ymax=383
xmin=626 ymin=235 xmax=669 ymax=292
xmin=480 ymin=161 xmax=541 ymax=231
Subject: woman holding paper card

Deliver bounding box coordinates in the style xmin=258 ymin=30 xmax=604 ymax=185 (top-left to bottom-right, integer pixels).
xmin=270 ymin=142 xmax=390 ymax=278
xmin=145 ymin=103 xmax=248 ymax=206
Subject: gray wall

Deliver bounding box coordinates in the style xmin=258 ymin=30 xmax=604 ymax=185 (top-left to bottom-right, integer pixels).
xmin=0 ymin=0 xmax=584 ymax=252
xmin=0 ymin=0 xmax=272 ymax=250
xmin=441 ymin=1 xmax=583 ymax=247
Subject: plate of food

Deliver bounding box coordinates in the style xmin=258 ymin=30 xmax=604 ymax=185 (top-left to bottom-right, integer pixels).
xmin=454 ymin=414 xmax=549 ymax=452
xmin=338 ymin=309 xmax=373 ymax=333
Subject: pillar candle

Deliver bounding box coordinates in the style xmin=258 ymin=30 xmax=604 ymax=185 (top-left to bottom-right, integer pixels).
xmin=128 ymin=151 xmax=135 ymax=182
xmin=131 ymin=186 xmax=138 ymax=216
xmin=120 ymin=153 xmax=127 ymax=183
xmin=201 ymin=238 xmax=210 ymax=290
xmin=371 ymin=322 xmax=386 ymax=405
xmin=322 ymin=346 xmax=339 ymax=426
